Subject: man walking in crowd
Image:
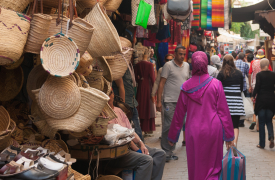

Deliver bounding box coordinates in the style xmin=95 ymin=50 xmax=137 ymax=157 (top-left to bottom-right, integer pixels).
xmin=248 ymin=49 xmax=272 ymax=130
xmin=156 ymin=46 xmax=189 ymax=162
xmin=113 ymin=68 xmax=144 ymax=141
xmin=235 ymin=52 xmax=249 ymax=127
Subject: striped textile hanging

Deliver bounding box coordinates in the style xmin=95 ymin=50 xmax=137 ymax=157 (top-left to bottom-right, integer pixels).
xmin=207 ymin=0 xmax=212 ymax=29
xmin=201 ymin=0 xmax=208 ymax=28
xmin=212 ymin=0 xmax=224 ymax=27
xmin=191 ymin=0 xmax=201 ymax=29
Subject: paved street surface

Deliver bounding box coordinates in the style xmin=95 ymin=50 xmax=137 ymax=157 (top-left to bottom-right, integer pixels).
xmin=144 ymin=112 xmax=275 ymax=180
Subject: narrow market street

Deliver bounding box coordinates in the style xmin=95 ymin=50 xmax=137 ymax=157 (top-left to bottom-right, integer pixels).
xmin=145 ymin=112 xmax=275 ymax=180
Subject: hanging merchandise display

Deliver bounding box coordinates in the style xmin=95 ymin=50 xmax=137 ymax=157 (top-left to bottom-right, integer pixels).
xmin=167 ymin=0 xmax=191 ymax=22
xmin=131 ymin=0 xmax=156 ymax=27
xmin=86 ymin=68 xmax=105 ymax=91
xmin=76 ymin=51 xmax=94 ymax=77
xmin=94 ymin=57 xmax=113 ymax=82
xmin=200 ymin=0 xmax=207 ymax=28
xmin=0 ymin=0 xmax=32 ymax=12
xmin=212 ymin=0 xmax=224 ymax=27
xmin=191 ymin=0 xmax=200 ymax=28
xmin=207 ymin=0 xmax=212 ymax=29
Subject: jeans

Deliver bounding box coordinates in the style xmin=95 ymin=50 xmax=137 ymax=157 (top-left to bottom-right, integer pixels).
xmin=258 ymin=109 xmax=274 ymax=148
xmin=131 ymin=107 xmax=144 ymax=141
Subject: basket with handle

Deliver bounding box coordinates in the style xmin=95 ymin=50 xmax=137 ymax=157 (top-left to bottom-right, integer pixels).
xmin=76 ymin=51 xmax=93 ymax=77
xmin=0 ymin=119 xmax=16 ymax=150
xmin=0 ymin=0 xmax=32 ymax=12
xmin=0 ymin=7 xmax=31 ymax=65
xmin=85 ymin=68 xmax=104 ymax=91
xmin=68 ymin=166 xmax=91 ymax=180
xmin=84 ymin=3 xmax=122 ymax=57
xmin=24 ymin=0 xmax=53 ymax=54
xmin=91 ymin=116 xmax=109 ymax=136
xmin=0 ymin=106 xmax=11 ymax=136
xmin=104 ymin=0 xmax=123 ymax=12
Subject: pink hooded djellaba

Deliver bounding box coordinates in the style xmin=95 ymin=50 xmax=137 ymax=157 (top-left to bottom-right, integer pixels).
xmin=168 ymin=51 xmax=234 ymax=180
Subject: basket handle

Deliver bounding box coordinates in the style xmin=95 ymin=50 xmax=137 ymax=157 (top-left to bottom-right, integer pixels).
xmin=32 ymin=0 xmax=43 ymax=16
xmin=56 ymin=0 xmax=74 ymax=29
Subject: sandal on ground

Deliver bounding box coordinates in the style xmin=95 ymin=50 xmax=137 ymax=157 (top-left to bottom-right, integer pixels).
xmin=269 ymin=139 xmax=274 ymax=149
xmin=182 ymin=141 xmax=186 ymax=146
xmin=0 ymin=161 xmax=23 ymax=175
xmin=249 ymin=122 xmax=256 ymax=130
xmin=15 ymin=157 xmax=35 ymax=170
xmin=55 ymin=151 xmax=76 ymax=165
xmin=256 ymin=144 xmax=264 ymax=149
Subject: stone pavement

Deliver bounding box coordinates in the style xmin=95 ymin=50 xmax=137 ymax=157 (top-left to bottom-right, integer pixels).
xmin=144 ymin=112 xmax=275 ymax=180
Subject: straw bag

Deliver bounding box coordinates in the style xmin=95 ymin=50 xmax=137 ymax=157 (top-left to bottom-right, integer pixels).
xmin=40 ymin=33 xmax=80 ymax=77
xmin=102 ymin=77 xmax=111 ymax=96
xmin=86 ymin=68 xmax=104 ymax=91
xmin=76 ymin=51 xmax=93 ymax=77
xmin=104 ymin=0 xmax=123 ymax=12
xmin=24 ymin=0 xmax=53 ymax=54
xmin=27 ymin=64 xmax=49 ymax=101
xmin=4 ymin=55 xmax=24 ymax=70
xmin=0 ymin=119 xmax=16 ymax=151
xmin=34 ymin=87 xmax=110 ymax=132
xmin=0 ymin=8 xmax=30 ymax=65
xmin=93 ymin=57 xmax=113 ymax=82
xmin=0 ymin=106 xmax=11 ymax=136
xmin=68 ymin=166 xmax=91 ymax=180
xmin=76 ymin=0 xmax=107 ymax=15
xmin=103 ymin=104 xmax=117 ymax=121
xmin=42 ymin=138 xmax=68 ymax=154
xmin=131 ymin=0 xmax=156 ymax=26
xmin=0 ymin=66 xmax=24 ymax=102
xmin=84 ymin=3 xmax=122 ymax=57
xmin=0 ymin=0 xmax=32 ymax=12
xmin=5 ymin=100 xmax=29 ymax=126
xmin=91 ymin=116 xmax=109 ymax=136
xmin=47 ymin=15 xmax=94 ymax=57
xmin=105 ymin=54 xmax=128 ymax=81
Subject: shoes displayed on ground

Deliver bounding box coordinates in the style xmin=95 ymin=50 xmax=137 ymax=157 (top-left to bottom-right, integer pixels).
xmin=166 ymin=155 xmax=178 ymax=162
xmin=249 ymin=122 xmax=256 ymax=130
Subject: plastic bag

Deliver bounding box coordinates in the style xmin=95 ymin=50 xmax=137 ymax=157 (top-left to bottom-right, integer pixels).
xmin=104 ymin=124 xmax=135 ymax=146
xmin=240 ymin=92 xmax=254 ymax=120
xmin=135 ymin=0 xmax=152 ymax=29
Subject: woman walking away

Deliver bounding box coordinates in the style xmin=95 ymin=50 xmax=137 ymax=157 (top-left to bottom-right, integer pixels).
xmin=211 ymin=55 xmax=222 ymax=71
xmin=252 ymin=59 xmax=275 ymax=149
xmin=168 ymin=51 xmax=234 ymax=180
xmin=217 ymin=54 xmax=245 ymax=149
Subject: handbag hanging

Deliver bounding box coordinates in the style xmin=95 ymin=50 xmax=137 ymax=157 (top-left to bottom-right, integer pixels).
xmin=132 ymin=0 xmax=156 ymax=27
xmin=135 ymin=0 xmax=152 ymax=29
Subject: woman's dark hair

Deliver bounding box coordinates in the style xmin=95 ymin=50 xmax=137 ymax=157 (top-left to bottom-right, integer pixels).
xmin=247 ymin=53 xmax=254 ymax=62
xmin=231 ymin=51 xmax=237 ymax=59
xmin=221 ymin=54 xmax=236 ymax=78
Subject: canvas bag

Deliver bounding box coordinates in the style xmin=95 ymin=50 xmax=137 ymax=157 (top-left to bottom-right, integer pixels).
xmin=240 ymin=92 xmax=254 ymax=120
xmin=220 ymin=147 xmax=246 ymax=180
xmin=132 ymin=0 xmax=156 ymax=26
xmin=135 ymin=0 xmax=152 ymax=28
xmin=167 ymin=0 xmax=191 ymax=16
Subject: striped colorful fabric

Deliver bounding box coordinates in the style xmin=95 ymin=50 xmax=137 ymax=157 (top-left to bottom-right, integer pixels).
xmin=207 ymin=0 xmax=212 ymax=29
xmin=201 ymin=0 xmax=208 ymax=28
xmin=191 ymin=0 xmax=201 ymax=29
xmin=212 ymin=0 xmax=224 ymax=27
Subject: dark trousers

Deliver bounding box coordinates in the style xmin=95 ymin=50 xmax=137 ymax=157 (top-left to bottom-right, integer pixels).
xmin=258 ymin=109 xmax=274 ymax=148
xmin=131 ymin=107 xmax=144 ymax=141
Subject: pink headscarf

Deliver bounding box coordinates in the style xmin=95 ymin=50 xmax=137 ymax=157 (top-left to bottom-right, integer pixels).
xmin=191 ymin=51 xmax=208 ymax=76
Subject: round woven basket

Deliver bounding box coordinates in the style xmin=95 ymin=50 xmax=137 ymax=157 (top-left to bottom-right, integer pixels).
xmin=46 ymin=87 xmax=110 ymax=132
xmin=24 ymin=13 xmax=53 ymax=54
xmin=76 ymin=51 xmax=93 ymax=77
xmin=0 ymin=119 xmax=16 ymax=151
xmin=0 ymin=0 xmax=32 ymax=12
xmin=0 ymin=66 xmax=24 ymax=102
xmin=4 ymin=55 xmax=24 ymax=70
xmin=68 ymin=166 xmax=91 ymax=180
xmin=73 ymin=72 xmax=82 ymax=87
xmin=104 ymin=0 xmax=123 ymax=12
xmin=86 ymin=68 xmax=104 ymax=91
xmin=93 ymin=57 xmax=113 ymax=82
xmin=76 ymin=0 xmax=107 ymax=15
xmin=38 ymin=76 xmax=81 ymax=119
xmin=84 ymin=3 xmax=122 ymax=57
xmin=47 ymin=15 xmax=94 ymax=57
xmin=42 ymin=139 xmax=68 ymax=154
xmin=0 ymin=8 xmax=30 ymax=65
xmin=27 ymin=64 xmax=49 ymax=101
xmin=120 ymin=37 xmax=132 ymax=48
xmin=97 ymin=175 xmax=122 ymax=180
xmin=0 ymin=106 xmax=11 ymax=136
xmin=91 ymin=116 xmax=109 ymax=136
xmin=40 ymin=33 xmax=80 ymax=77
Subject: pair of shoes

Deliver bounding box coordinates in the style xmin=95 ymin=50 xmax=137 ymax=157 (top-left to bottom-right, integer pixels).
xmin=182 ymin=141 xmax=186 ymax=146
xmin=239 ymin=124 xmax=245 ymax=127
xmin=269 ymin=138 xmax=274 ymax=149
xmin=249 ymin=122 xmax=256 ymax=130
xmin=256 ymin=144 xmax=264 ymax=149
xmin=166 ymin=155 xmax=178 ymax=162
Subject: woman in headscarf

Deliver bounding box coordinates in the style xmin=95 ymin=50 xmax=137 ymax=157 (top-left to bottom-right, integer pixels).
xmin=168 ymin=51 xmax=234 ymax=180
xmin=206 ymin=52 xmax=219 ymax=78
xmin=217 ymin=54 xmax=245 ymax=150
xmin=211 ymin=55 xmax=222 ymax=70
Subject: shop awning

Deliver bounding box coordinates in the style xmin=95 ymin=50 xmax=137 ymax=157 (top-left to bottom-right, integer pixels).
xmin=232 ymin=0 xmax=275 ymax=22
xmin=253 ymin=10 xmax=275 ymax=36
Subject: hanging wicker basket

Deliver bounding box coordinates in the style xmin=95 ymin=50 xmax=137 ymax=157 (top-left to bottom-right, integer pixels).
xmin=91 ymin=116 xmax=109 ymax=136
xmin=0 ymin=119 xmax=16 ymax=151
xmin=76 ymin=51 xmax=93 ymax=77
xmin=84 ymin=3 xmax=122 ymax=57
xmin=0 ymin=8 xmax=30 ymax=65
xmin=4 ymin=55 xmax=24 ymax=70
xmin=85 ymin=68 xmax=104 ymax=91
xmin=104 ymin=0 xmax=123 ymax=12
xmin=0 ymin=106 xmax=11 ymax=136
xmin=0 ymin=0 xmax=32 ymax=12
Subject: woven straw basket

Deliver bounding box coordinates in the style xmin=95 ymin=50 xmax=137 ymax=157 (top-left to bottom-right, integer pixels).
xmin=86 ymin=68 xmax=104 ymax=91
xmin=34 ymin=87 xmax=109 ymax=132
xmin=0 ymin=106 xmax=11 ymax=136
xmin=0 ymin=0 xmax=32 ymax=12
xmin=98 ymin=175 xmax=122 ymax=180
xmin=4 ymin=55 xmax=24 ymax=70
xmin=42 ymin=138 xmax=68 ymax=154
xmin=102 ymin=77 xmax=111 ymax=96
xmin=24 ymin=13 xmax=53 ymax=54
xmin=48 ymin=15 xmax=94 ymax=57
xmin=0 ymin=66 xmax=24 ymax=102
xmin=40 ymin=33 xmax=80 ymax=77
xmin=76 ymin=0 xmax=107 ymax=15
xmin=84 ymin=3 xmax=122 ymax=57
xmin=105 ymin=55 xmax=126 ymax=81
xmin=0 ymin=119 xmax=16 ymax=151
xmin=27 ymin=64 xmax=49 ymax=101
xmin=103 ymin=103 xmax=117 ymax=121
xmin=0 ymin=8 xmax=30 ymax=65
xmin=38 ymin=76 xmax=81 ymax=119
xmin=93 ymin=57 xmax=113 ymax=82
xmin=91 ymin=116 xmax=109 ymax=136
xmin=76 ymin=51 xmax=93 ymax=77
xmin=104 ymin=0 xmax=123 ymax=12
xmin=68 ymin=166 xmax=91 ymax=180
xmin=43 ymin=0 xmax=69 ymax=8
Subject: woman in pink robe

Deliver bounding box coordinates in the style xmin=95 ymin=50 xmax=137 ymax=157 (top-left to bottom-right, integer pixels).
xmin=168 ymin=51 xmax=234 ymax=180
